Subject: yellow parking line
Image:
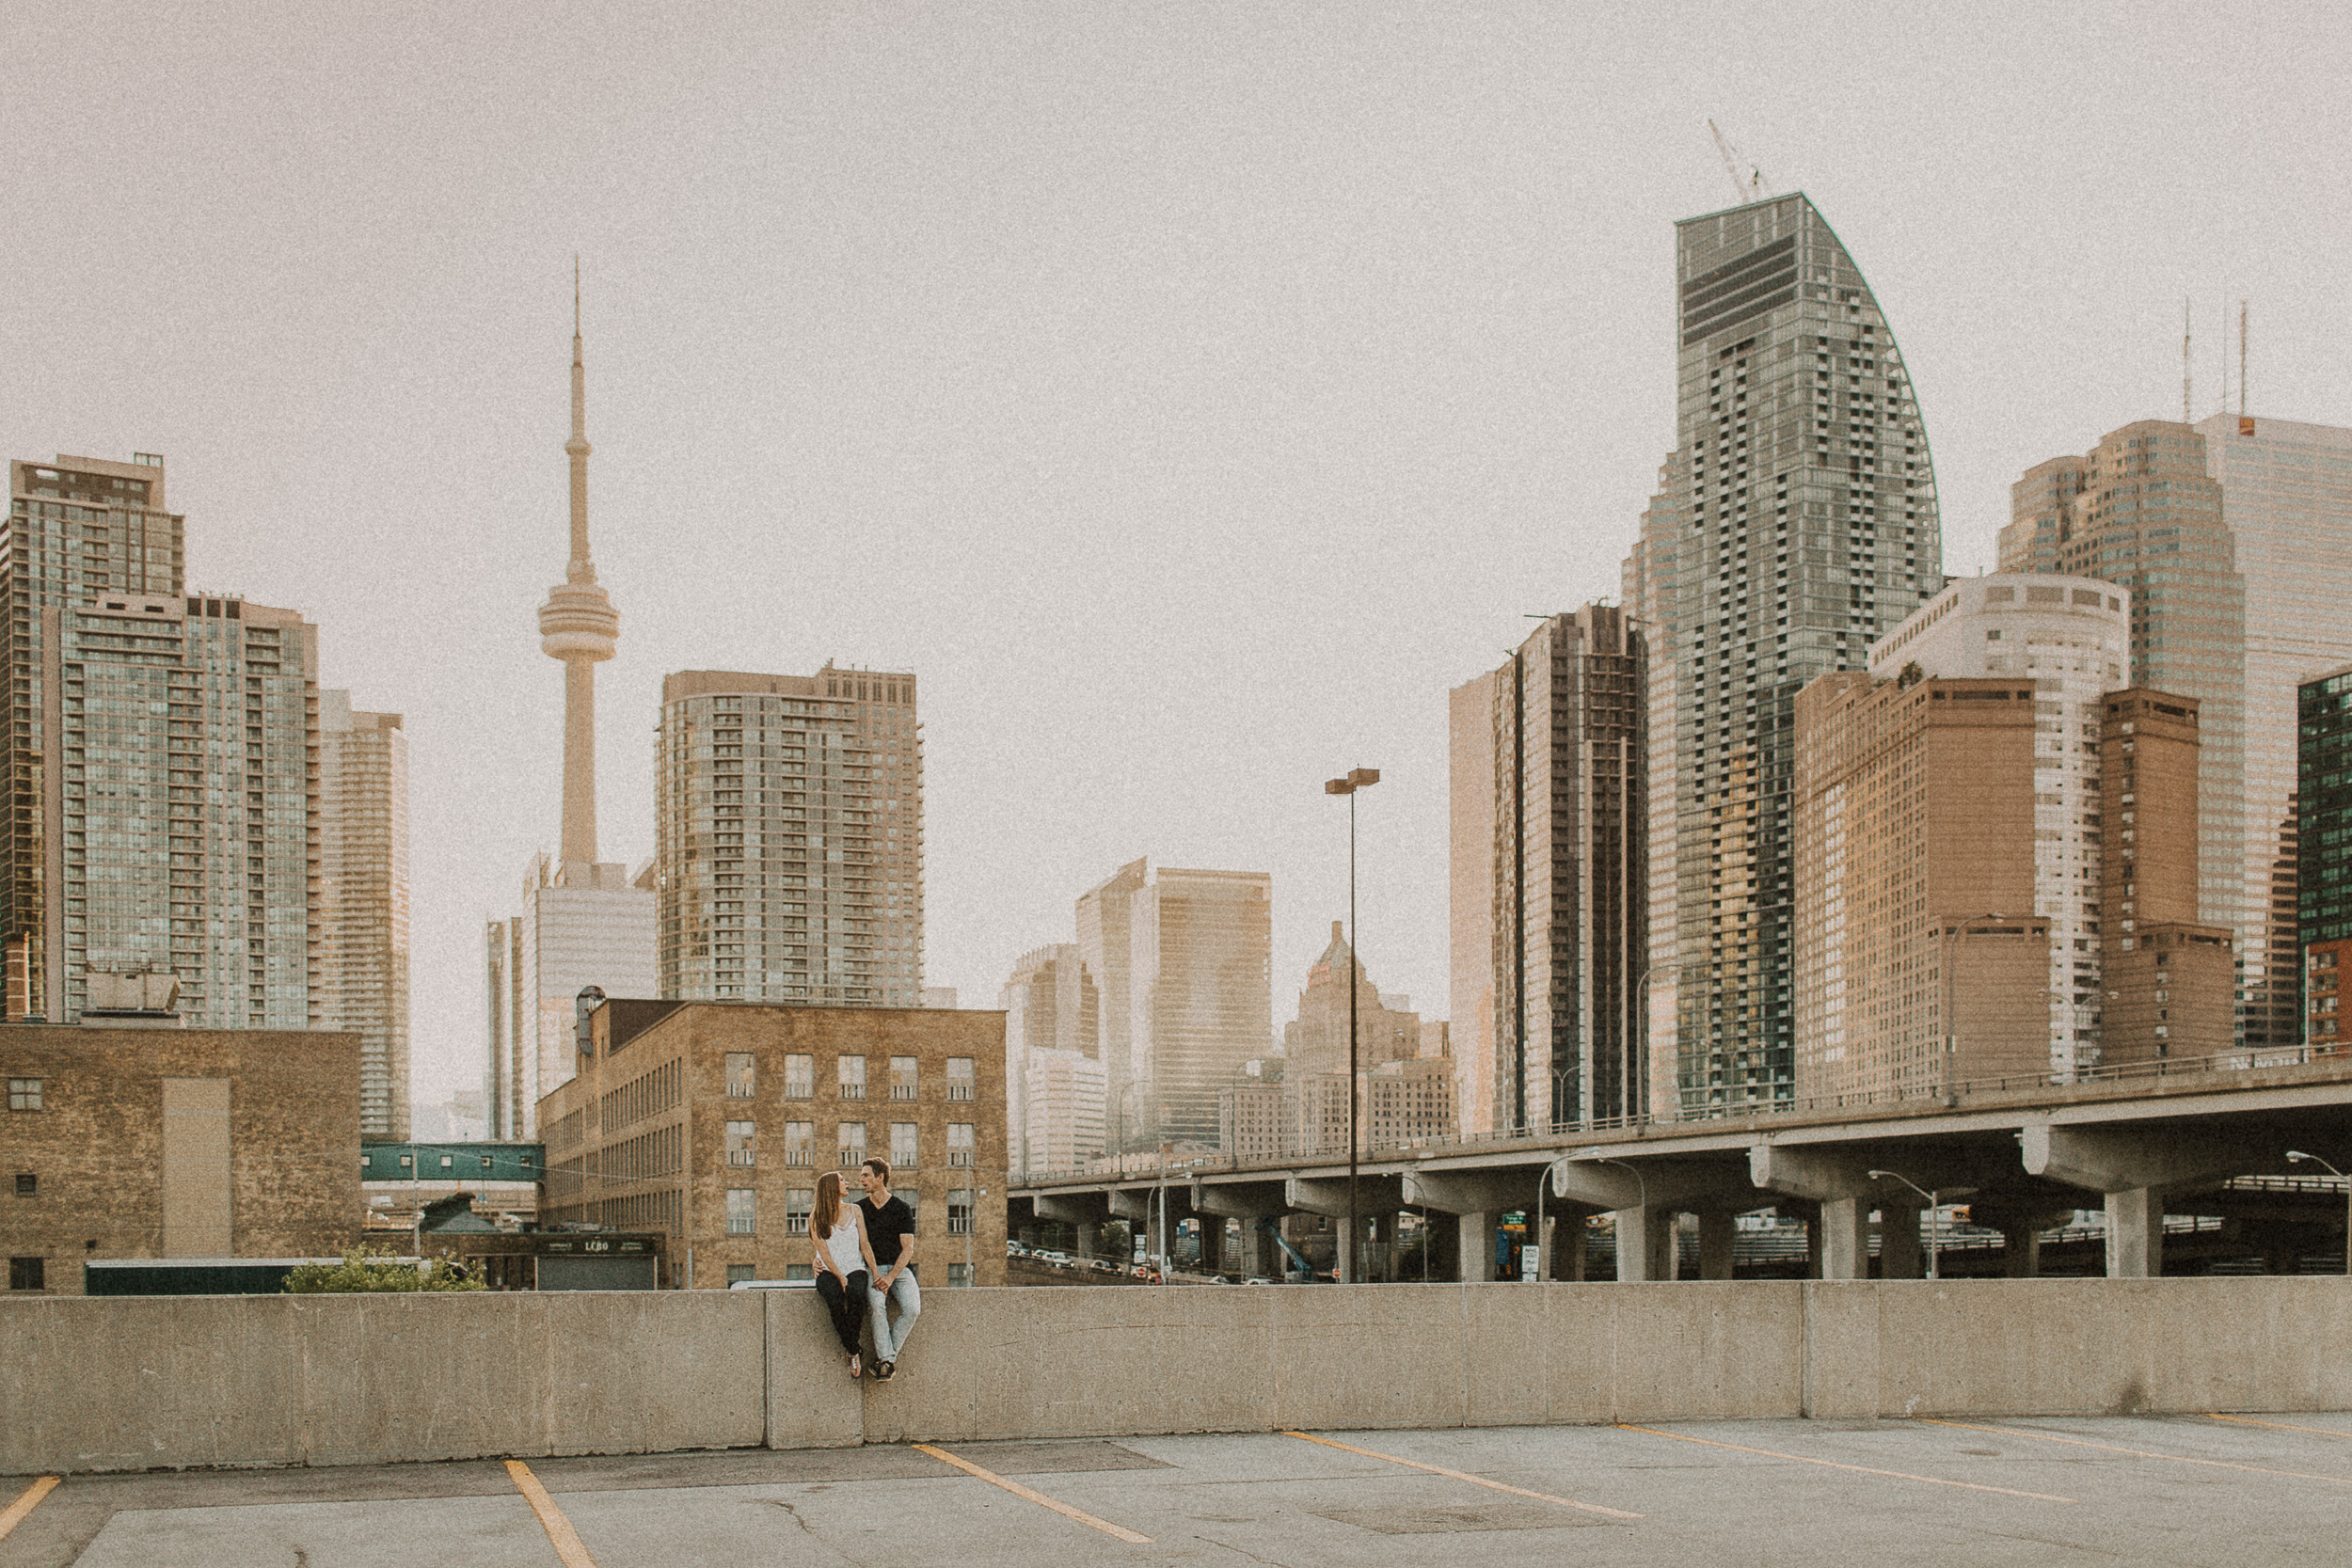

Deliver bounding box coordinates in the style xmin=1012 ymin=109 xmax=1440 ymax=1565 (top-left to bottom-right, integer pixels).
xmin=0 ymin=1476 xmax=59 ymax=1543
xmin=1919 ymin=1418 xmax=2352 ymax=1486
xmin=2209 ymin=1413 xmax=2352 ymax=1442
xmin=1284 ymin=1429 xmax=1643 ymax=1520
xmin=914 ymin=1444 xmax=1153 ymax=1544
xmin=1617 ymin=1424 xmax=2076 ymax=1503
xmin=504 ymin=1460 xmax=602 ymax=1567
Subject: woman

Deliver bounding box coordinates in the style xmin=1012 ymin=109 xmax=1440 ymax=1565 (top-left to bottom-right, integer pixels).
xmin=810 ymin=1169 xmax=880 ymax=1378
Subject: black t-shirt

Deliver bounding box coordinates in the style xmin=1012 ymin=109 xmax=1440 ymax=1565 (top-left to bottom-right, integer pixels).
xmin=859 ymin=1194 xmax=916 ymax=1276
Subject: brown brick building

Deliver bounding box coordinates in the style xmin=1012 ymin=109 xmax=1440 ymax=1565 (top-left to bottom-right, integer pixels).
xmin=538 ymin=1000 xmax=1007 ymax=1288
xmin=1 ymin=1025 xmax=359 ymax=1294
xmin=2100 ymin=689 xmax=2234 ymax=1064
xmin=1794 ymin=673 xmax=2054 ymax=1102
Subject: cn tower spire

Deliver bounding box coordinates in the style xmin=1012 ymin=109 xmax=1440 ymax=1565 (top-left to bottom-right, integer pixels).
xmin=539 ymin=259 xmax=620 ymax=870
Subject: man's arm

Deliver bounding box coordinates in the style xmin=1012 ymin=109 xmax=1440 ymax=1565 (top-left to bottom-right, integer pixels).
xmin=881 ymin=1210 xmax=914 ymax=1286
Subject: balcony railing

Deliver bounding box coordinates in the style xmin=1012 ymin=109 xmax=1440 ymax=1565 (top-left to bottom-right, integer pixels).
xmin=726 ymin=1150 xmax=755 ymax=1166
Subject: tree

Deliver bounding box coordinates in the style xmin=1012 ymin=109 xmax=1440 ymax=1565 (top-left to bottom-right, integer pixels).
xmin=281 ymin=1245 xmax=485 ymax=1293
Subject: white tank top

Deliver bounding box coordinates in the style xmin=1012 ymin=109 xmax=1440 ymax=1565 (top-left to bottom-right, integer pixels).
xmin=820 ymin=1205 xmax=865 ymax=1276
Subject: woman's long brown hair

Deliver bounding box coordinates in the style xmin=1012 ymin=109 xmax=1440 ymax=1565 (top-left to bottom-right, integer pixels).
xmin=813 ymin=1169 xmax=843 ymax=1242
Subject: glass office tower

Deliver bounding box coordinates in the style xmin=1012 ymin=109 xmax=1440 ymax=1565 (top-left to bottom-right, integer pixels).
xmin=2196 ymin=414 xmax=2352 ymax=1051
xmin=1624 ymin=195 xmax=1944 ymax=1115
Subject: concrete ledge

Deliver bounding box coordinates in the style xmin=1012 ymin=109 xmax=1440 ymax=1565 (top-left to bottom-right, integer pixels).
xmin=4 ymin=1278 xmax=2347 ymax=1474
xmin=0 ymin=1291 xmax=763 ymax=1474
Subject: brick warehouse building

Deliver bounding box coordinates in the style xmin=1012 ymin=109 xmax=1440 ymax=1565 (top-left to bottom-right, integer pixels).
xmin=2 ymin=1025 xmax=359 ymax=1294
xmin=539 ymin=1000 xmax=1007 ymax=1288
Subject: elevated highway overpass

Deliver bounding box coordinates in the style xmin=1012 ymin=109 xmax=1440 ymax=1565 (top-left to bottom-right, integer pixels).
xmin=1009 ymin=1053 xmax=2352 ymax=1282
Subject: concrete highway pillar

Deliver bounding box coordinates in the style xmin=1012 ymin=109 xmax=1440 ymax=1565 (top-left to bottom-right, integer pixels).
xmin=1422 ymin=1210 xmax=1461 ymax=1280
xmin=1879 ymin=1204 xmax=1923 ymax=1279
xmin=1613 ymin=1206 xmax=1673 ymax=1281
xmin=1697 ymin=1211 xmax=1736 ymax=1281
xmin=1557 ymin=1214 xmax=1589 ymax=1281
xmin=1998 ymin=1222 xmax=2042 ymax=1277
xmin=1458 ymin=1212 xmax=1496 ymax=1281
xmin=1236 ymin=1221 xmax=1270 ymax=1279
xmin=2106 ymin=1188 xmax=2164 ymax=1278
xmin=1819 ymin=1196 xmax=1869 ymax=1280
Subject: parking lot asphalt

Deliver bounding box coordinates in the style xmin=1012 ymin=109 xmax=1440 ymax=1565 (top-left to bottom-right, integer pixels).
xmin=6 ymin=1412 xmax=2351 ymax=1567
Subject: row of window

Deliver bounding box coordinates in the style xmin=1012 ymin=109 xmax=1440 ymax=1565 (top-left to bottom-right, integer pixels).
xmin=723 ymin=1053 xmax=974 ymax=1101
xmin=724 ymin=1186 xmax=974 ymax=1238
xmin=723 ymin=1119 xmax=974 ymax=1168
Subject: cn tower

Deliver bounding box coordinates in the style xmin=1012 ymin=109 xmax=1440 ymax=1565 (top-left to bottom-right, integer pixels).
xmin=538 ymin=261 xmax=620 ymax=869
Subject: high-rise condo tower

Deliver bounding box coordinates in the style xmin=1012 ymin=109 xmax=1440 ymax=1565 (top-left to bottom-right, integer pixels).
xmin=1623 ymin=194 xmax=1945 ymax=1116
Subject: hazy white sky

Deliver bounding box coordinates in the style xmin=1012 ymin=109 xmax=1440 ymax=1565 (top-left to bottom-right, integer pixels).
xmin=5 ymin=4 xmax=2346 ymax=1104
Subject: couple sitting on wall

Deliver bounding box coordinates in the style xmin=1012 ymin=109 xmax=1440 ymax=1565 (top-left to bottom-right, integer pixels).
xmin=810 ymin=1160 xmax=920 ymax=1381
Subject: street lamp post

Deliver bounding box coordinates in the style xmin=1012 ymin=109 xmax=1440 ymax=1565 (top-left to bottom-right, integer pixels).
xmin=2286 ymin=1150 xmax=2352 ymax=1277
xmin=1325 ymin=766 xmax=1380 ymax=1284
xmin=1531 ymin=1154 xmax=1574 ymax=1282
xmin=1869 ymin=1168 xmax=1942 ymax=1279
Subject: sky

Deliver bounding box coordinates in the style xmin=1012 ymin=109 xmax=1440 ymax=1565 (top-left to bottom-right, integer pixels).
xmin=4 ymin=3 xmax=2347 ymax=1106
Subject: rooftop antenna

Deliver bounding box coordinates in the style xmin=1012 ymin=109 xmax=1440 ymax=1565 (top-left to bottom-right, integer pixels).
xmin=2182 ymin=298 xmax=2192 ymax=425
xmin=2238 ymin=299 xmax=2249 ymax=420
xmin=2217 ymin=298 xmax=2228 ymax=418
xmin=1707 ymin=119 xmax=1772 ymax=204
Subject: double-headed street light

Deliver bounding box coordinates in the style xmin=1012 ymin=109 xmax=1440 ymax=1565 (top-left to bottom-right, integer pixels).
xmin=2286 ymin=1150 xmax=2352 ymax=1277
xmin=1326 ymin=766 xmax=1379 ymax=1284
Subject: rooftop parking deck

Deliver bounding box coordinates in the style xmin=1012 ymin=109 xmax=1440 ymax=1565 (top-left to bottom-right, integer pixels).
xmin=7 ymin=1414 xmax=2352 ymax=1566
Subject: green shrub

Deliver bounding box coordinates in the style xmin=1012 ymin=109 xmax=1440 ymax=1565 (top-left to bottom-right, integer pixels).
xmin=281 ymin=1245 xmax=485 ymax=1293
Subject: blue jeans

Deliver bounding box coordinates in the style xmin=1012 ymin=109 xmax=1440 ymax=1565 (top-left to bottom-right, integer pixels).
xmin=867 ymin=1270 xmax=920 ymax=1361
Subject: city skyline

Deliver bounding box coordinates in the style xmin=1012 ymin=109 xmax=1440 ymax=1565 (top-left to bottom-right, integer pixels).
xmin=6 ymin=8 xmax=2349 ymax=1106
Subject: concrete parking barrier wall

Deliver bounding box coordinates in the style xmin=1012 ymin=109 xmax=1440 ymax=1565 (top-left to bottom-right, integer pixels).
xmin=0 ymin=1290 xmax=765 ymax=1474
xmin=4 ymin=1277 xmax=2347 ymax=1474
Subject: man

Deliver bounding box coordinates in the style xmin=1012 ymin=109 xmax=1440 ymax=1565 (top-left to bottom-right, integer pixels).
xmin=857 ymin=1158 xmax=919 ymax=1380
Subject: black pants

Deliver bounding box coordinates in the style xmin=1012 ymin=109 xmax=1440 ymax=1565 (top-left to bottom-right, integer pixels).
xmin=816 ymin=1269 xmax=869 ymax=1355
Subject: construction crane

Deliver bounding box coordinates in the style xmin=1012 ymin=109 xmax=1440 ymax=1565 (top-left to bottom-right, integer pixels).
xmin=1708 ymin=119 xmax=1773 ymax=204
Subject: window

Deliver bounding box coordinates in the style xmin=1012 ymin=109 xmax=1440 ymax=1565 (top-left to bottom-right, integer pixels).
xmin=7 ymin=1078 xmax=40 ymax=1111
xmin=946 ymin=1261 xmax=972 ymax=1288
xmin=890 ymin=1056 xmax=918 ymax=1100
xmin=8 ymin=1258 xmax=41 ymax=1291
xmin=13 ymin=1174 xmax=34 ymax=1197
xmin=891 ymin=1122 xmax=918 ymax=1170
xmin=948 ymin=1123 xmax=975 ymax=1167
xmin=947 ymin=1187 xmax=974 ymax=1235
xmin=838 ymin=1122 xmax=866 ymax=1168
xmin=726 ymin=1120 xmax=757 ymax=1166
xmin=784 ymin=1261 xmax=814 ymax=1281
xmin=837 ymin=1055 xmax=866 ymax=1100
xmin=726 ymin=1053 xmax=755 ymax=1100
xmin=784 ymin=1120 xmax=815 ymax=1166
xmin=946 ymin=1057 xmax=975 ymax=1101
xmin=726 ymin=1188 xmax=756 ymax=1235
xmin=725 ymin=1263 xmax=756 ymax=1286
xmin=784 ymin=1053 xmax=815 ymax=1099
xmin=786 ymin=1188 xmax=815 ymax=1235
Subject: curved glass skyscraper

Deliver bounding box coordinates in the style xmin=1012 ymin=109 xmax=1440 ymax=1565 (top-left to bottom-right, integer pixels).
xmin=1625 ymin=194 xmax=1944 ymax=1115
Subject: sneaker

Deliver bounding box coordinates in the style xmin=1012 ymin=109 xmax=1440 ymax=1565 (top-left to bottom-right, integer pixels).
xmin=876 ymin=1360 xmax=896 ymax=1382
